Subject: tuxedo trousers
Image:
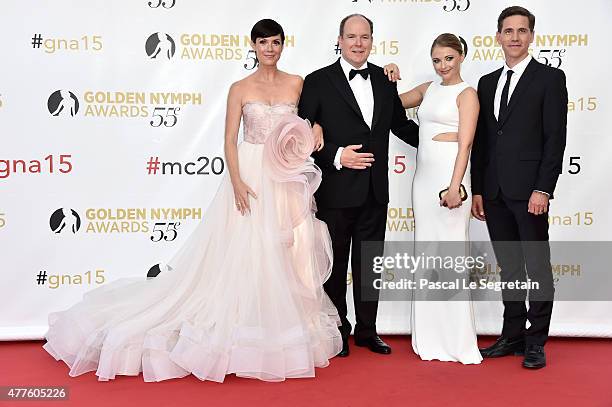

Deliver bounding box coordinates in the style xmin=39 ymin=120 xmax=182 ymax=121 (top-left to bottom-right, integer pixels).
xmin=484 ymin=190 xmax=555 ymax=346
xmin=316 ymin=182 xmax=387 ymax=340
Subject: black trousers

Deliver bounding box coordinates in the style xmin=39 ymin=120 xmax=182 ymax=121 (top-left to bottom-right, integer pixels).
xmin=316 ymin=186 xmax=387 ymax=341
xmin=484 ymin=191 xmax=554 ymax=346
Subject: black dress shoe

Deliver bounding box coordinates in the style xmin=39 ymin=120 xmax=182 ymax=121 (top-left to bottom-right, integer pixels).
xmin=479 ymin=336 xmax=525 ymax=358
xmin=523 ymin=344 xmax=546 ymax=369
xmin=337 ymin=337 xmax=350 ymax=357
xmin=355 ymin=335 xmax=392 ymax=354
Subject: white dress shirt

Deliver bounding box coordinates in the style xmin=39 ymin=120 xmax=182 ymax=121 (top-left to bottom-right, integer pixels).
xmin=494 ymin=54 xmax=532 ymax=120
xmin=493 ymin=54 xmax=548 ymax=196
xmin=333 ymin=57 xmax=375 ymax=170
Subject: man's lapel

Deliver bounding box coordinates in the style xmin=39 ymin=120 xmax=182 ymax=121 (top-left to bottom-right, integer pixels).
xmin=489 ymin=67 xmax=503 ymax=124
xmin=368 ymin=62 xmax=384 ymax=130
xmin=498 ymin=58 xmax=539 ymax=127
xmin=327 ymin=59 xmax=366 ymax=124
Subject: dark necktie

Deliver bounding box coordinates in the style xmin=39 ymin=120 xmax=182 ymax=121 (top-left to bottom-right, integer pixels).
xmin=499 ymin=69 xmax=514 ymax=118
xmin=349 ymin=68 xmax=369 ymax=81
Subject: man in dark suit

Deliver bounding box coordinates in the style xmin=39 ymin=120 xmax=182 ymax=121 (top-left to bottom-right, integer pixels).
xmin=471 ymin=6 xmax=567 ymax=369
xmin=298 ymin=14 xmax=418 ymax=357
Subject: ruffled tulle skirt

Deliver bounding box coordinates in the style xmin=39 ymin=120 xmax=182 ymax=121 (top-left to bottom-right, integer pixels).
xmin=43 ymin=134 xmax=342 ymax=382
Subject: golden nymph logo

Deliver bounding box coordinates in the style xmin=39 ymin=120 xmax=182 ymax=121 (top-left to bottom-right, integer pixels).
xmin=180 ymin=33 xmax=295 ymax=61
xmin=84 ymin=208 xmax=203 ymax=234
xmin=82 ymin=91 xmax=203 ymax=118
xmin=387 ymin=207 xmax=415 ymax=232
xmin=471 ymin=33 xmax=588 ymax=62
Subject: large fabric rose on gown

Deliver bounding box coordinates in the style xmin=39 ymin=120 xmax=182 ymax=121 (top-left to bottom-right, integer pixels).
xmin=263 ymin=113 xmax=334 ymax=304
xmin=263 ymin=113 xmax=322 ymax=227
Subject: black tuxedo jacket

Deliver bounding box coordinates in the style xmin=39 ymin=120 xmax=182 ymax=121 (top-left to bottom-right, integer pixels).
xmin=298 ymin=59 xmax=419 ymax=208
xmin=471 ymin=58 xmax=568 ymax=200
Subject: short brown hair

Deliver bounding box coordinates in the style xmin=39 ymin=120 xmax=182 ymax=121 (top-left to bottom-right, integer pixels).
xmin=497 ymin=6 xmax=535 ymax=32
xmin=430 ymin=33 xmax=464 ymax=56
xmin=339 ymin=14 xmax=373 ymax=36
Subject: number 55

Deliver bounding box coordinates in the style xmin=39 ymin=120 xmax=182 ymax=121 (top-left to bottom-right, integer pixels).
xmin=537 ymin=49 xmax=551 ymax=66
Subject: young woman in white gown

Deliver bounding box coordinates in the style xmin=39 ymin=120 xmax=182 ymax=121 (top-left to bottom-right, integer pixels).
xmin=43 ymin=19 xmax=342 ymax=382
xmin=386 ymin=34 xmax=482 ymax=364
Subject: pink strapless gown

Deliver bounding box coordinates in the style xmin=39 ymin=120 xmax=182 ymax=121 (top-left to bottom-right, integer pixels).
xmin=43 ymin=102 xmax=342 ymax=382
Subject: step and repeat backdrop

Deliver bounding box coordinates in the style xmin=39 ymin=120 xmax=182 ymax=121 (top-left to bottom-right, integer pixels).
xmin=1 ymin=0 xmax=610 ymax=339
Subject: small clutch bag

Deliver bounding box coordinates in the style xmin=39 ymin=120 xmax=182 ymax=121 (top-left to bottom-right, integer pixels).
xmin=439 ymin=184 xmax=468 ymax=203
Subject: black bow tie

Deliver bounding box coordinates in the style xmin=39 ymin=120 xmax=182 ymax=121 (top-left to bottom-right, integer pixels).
xmin=349 ymin=68 xmax=369 ymax=80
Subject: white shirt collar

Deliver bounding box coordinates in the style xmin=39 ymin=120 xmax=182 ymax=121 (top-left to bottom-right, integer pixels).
xmin=503 ymin=54 xmax=532 ymax=77
xmin=339 ymin=56 xmax=368 ymax=81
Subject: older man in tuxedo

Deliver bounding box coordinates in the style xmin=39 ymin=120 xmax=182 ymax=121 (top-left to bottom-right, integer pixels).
xmin=299 ymin=14 xmax=418 ymax=357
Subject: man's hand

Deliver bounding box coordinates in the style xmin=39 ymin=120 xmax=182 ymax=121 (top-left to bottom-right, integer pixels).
xmin=528 ymin=191 xmax=549 ymax=215
xmin=340 ymin=144 xmax=374 ymax=169
xmin=471 ymin=194 xmax=485 ymax=221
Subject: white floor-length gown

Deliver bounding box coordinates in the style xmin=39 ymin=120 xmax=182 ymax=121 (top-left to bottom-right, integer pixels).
xmin=43 ymin=102 xmax=342 ymax=382
xmin=410 ymin=81 xmax=482 ymax=364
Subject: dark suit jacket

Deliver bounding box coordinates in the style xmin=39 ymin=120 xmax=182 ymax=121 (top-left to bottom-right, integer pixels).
xmin=471 ymin=58 xmax=568 ymax=200
xmin=298 ymin=59 xmax=419 ymax=208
